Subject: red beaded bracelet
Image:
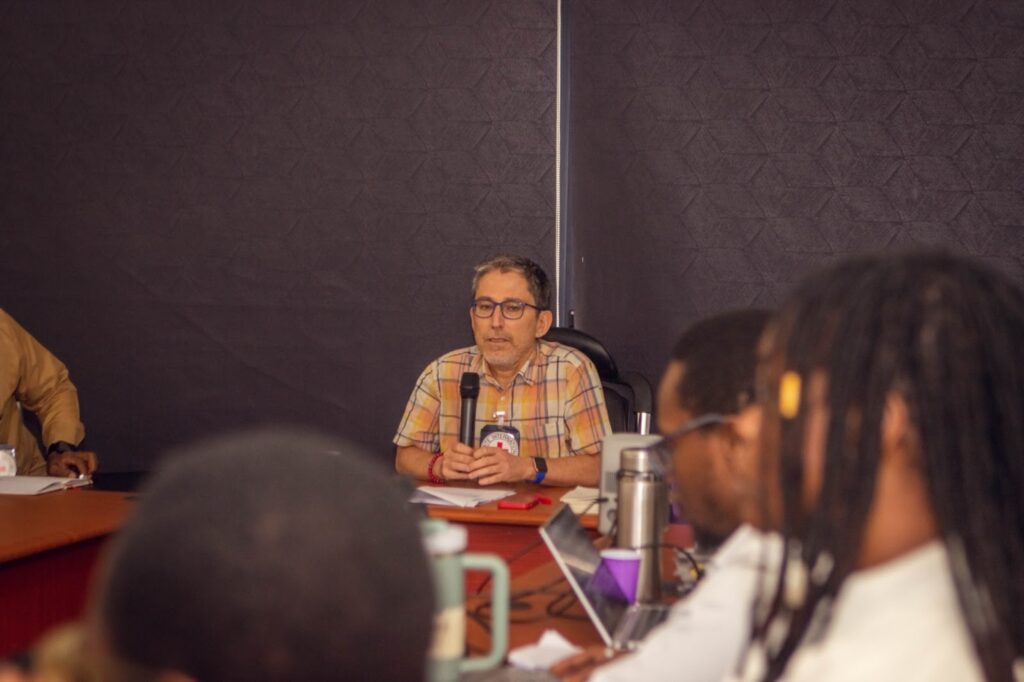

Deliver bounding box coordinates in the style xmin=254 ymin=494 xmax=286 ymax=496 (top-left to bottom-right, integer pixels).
xmin=427 ymin=453 xmax=445 ymax=485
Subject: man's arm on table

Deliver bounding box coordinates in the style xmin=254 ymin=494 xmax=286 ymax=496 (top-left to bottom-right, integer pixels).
xmin=395 ymin=443 xmax=475 ymax=482
xmin=399 ymin=444 xmax=598 ymax=487
xmin=532 ymin=451 xmax=598 ymax=487
xmin=466 ymin=448 xmax=599 ymax=487
xmin=395 ymin=359 xmax=469 ymax=481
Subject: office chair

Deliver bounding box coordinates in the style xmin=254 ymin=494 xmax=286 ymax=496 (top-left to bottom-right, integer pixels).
xmin=542 ymin=327 xmax=653 ymax=434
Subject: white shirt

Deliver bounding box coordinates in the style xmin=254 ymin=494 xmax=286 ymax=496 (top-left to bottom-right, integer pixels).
xmin=590 ymin=525 xmax=782 ymax=682
xmin=737 ymin=541 xmax=984 ymax=682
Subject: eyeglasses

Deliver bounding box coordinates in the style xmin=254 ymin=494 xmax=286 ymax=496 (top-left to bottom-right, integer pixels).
xmin=651 ymin=413 xmax=728 ymax=467
xmin=471 ymin=298 xmax=544 ymax=320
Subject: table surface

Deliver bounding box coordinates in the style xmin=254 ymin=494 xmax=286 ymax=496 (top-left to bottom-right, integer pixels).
xmin=446 ymin=492 xmax=695 ymax=660
xmin=0 ymin=488 xmax=135 ymax=657
xmin=425 ymin=482 xmax=598 ymax=529
xmin=0 ymin=488 xmax=135 ymax=564
xmin=466 ymin=539 xmax=606 ymax=655
xmin=0 ymin=482 xmax=658 ymax=664
xmin=425 ymin=486 xmax=609 ymax=656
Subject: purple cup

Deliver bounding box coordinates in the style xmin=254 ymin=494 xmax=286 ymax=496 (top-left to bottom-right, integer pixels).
xmin=597 ymin=548 xmax=642 ymax=604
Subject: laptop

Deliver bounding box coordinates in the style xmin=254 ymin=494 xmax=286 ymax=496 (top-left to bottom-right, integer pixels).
xmin=539 ymin=504 xmax=668 ymax=651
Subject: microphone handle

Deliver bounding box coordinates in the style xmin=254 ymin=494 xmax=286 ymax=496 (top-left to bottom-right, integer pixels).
xmin=459 ymin=397 xmax=477 ymax=446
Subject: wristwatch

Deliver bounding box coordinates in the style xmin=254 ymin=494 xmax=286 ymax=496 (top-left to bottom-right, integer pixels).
xmin=47 ymin=441 xmax=77 ymax=456
xmin=531 ymin=456 xmax=547 ymax=484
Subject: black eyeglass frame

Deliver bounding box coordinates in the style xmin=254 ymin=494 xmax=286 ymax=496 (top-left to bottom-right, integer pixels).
xmin=651 ymin=412 xmax=729 ymax=467
xmin=470 ymin=297 xmax=546 ymax=320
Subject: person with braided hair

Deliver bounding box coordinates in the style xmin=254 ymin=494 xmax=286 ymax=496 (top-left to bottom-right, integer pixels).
xmin=734 ymin=252 xmax=1024 ymax=682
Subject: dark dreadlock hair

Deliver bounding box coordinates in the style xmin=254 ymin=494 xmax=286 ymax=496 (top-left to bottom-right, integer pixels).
xmin=748 ymin=251 xmax=1024 ymax=682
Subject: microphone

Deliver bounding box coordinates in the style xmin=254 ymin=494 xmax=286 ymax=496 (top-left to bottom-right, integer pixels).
xmin=459 ymin=372 xmax=480 ymax=447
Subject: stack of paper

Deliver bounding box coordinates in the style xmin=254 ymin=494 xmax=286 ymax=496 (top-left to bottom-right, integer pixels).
xmin=409 ymin=486 xmax=514 ymax=508
xmin=0 ymin=476 xmax=92 ymax=496
xmin=508 ymin=629 xmax=582 ymax=670
xmin=561 ymin=486 xmax=601 ymax=515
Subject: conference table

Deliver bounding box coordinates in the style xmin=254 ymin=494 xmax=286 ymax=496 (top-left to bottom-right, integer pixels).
xmin=426 ymin=482 xmax=598 ymax=586
xmin=1 ymin=480 xmax=679 ymax=673
xmin=0 ymin=482 xmax=595 ymax=660
xmin=427 ymin=483 xmax=609 ymax=657
xmin=428 ymin=482 xmax=693 ymax=660
xmin=0 ymin=489 xmax=135 ymax=656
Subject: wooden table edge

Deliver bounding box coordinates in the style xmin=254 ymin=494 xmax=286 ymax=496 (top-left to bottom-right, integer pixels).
xmin=0 ymin=490 xmax=134 ymax=564
xmin=418 ymin=482 xmax=600 ymax=528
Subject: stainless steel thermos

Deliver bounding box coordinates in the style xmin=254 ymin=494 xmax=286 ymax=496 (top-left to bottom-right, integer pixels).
xmin=615 ymin=447 xmax=669 ymax=603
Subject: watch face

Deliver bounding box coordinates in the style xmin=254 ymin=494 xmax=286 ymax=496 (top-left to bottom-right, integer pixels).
xmin=534 ymin=456 xmax=548 ymax=472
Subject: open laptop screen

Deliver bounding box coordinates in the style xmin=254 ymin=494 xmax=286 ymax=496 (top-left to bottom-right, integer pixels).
xmin=539 ymin=504 xmax=629 ymax=645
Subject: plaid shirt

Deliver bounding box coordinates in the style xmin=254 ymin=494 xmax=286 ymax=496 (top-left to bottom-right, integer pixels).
xmin=394 ymin=340 xmax=611 ymax=458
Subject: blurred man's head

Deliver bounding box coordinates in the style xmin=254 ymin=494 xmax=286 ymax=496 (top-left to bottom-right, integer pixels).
xmin=657 ymin=310 xmax=772 ymax=548
xmin=92 ymin=429 xmax=433 ymax=682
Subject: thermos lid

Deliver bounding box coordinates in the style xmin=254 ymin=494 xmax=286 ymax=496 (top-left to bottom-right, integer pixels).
xmin=420 ymin=519 xmax=468 ymax=555
xmin=620 ymin=447 xmax=660 ymax=475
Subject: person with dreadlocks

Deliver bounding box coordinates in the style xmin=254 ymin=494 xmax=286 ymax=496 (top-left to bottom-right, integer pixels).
xmin=733 ymin=252 xmax=1024 ymax=682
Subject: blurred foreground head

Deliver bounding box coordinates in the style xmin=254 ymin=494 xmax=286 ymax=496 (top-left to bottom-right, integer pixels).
xmin=93 ymin=428 xmax=433 ymax=682
xmin=752 ymin=252 xmax=1024 ymax=681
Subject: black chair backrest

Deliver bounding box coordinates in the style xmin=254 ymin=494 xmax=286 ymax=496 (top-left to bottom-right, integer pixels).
xmin=542 ymin=327 xmax=652 ymax=433
xmin=542 ymin=328 xmax=618 ymax=381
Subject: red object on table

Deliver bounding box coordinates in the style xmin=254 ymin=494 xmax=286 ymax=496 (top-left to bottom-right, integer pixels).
xmin=497 ymin=494 xmax=541 ymax=510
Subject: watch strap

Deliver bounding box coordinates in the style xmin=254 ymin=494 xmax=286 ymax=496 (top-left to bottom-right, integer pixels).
xmin=47 ymin=441 xmax=77 ymax=456
xmin=531 ymin=456 xmax=547 ymax=484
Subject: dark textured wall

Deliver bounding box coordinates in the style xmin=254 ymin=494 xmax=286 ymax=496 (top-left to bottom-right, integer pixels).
xmin=1 ymin=1 xmax=556 ymax=470
xmin=570 ymin=0 xmax=1024 ymax=385
xmin=5 ymin=0 xmax=1024 ymax=470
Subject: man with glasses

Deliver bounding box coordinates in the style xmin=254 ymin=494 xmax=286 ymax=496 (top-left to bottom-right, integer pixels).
xmin=394 ymin=255 xmax=610 ymax=486
xmin=553 ymin=309 xmax=781 ymax=681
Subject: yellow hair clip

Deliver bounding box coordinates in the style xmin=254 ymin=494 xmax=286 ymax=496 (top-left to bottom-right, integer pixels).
xmin=779 ymin=371 xmax=802 ymax=419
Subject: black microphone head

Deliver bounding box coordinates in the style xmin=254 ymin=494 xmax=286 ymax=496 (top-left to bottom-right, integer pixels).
xmin=460 ymin=372 xmax=480 ymax=399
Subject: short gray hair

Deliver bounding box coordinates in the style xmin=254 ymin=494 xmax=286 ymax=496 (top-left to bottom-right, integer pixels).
xmin=472 ymin=255 xmax=551 ymax=309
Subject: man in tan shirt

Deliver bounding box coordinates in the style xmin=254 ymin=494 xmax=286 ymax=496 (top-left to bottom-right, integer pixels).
xmin=0 ymin=309 xmax=98 ymax=476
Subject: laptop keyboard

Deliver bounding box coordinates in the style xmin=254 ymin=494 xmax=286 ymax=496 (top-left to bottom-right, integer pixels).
xmin=612 ymin=603 xmax=669 ymax=650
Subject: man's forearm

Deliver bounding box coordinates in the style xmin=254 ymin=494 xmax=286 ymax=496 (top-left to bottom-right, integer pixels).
xmin=541 ymin=452 xmax=599 ymax=487
xmin=395 ymin=445 xmax=435 ymax=479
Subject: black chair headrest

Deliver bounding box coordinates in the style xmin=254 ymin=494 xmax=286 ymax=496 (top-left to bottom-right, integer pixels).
xmin=542 ymin=327 xmax=619 ymax=381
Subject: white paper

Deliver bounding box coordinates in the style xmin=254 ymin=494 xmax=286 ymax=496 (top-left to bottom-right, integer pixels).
xmin=560 ymin=485 xmax=601 ymax=515
xmin=408 ymin=486 xmax=514 ymax=508
xmin=0 ymin=475 xmax=92 ymax=496
xmin=507 ymin=629 xmax=583 ymax=670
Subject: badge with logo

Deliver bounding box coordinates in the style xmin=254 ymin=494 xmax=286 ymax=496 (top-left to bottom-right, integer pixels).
xmin=479 ymin=411 xmax=521 ymax=456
